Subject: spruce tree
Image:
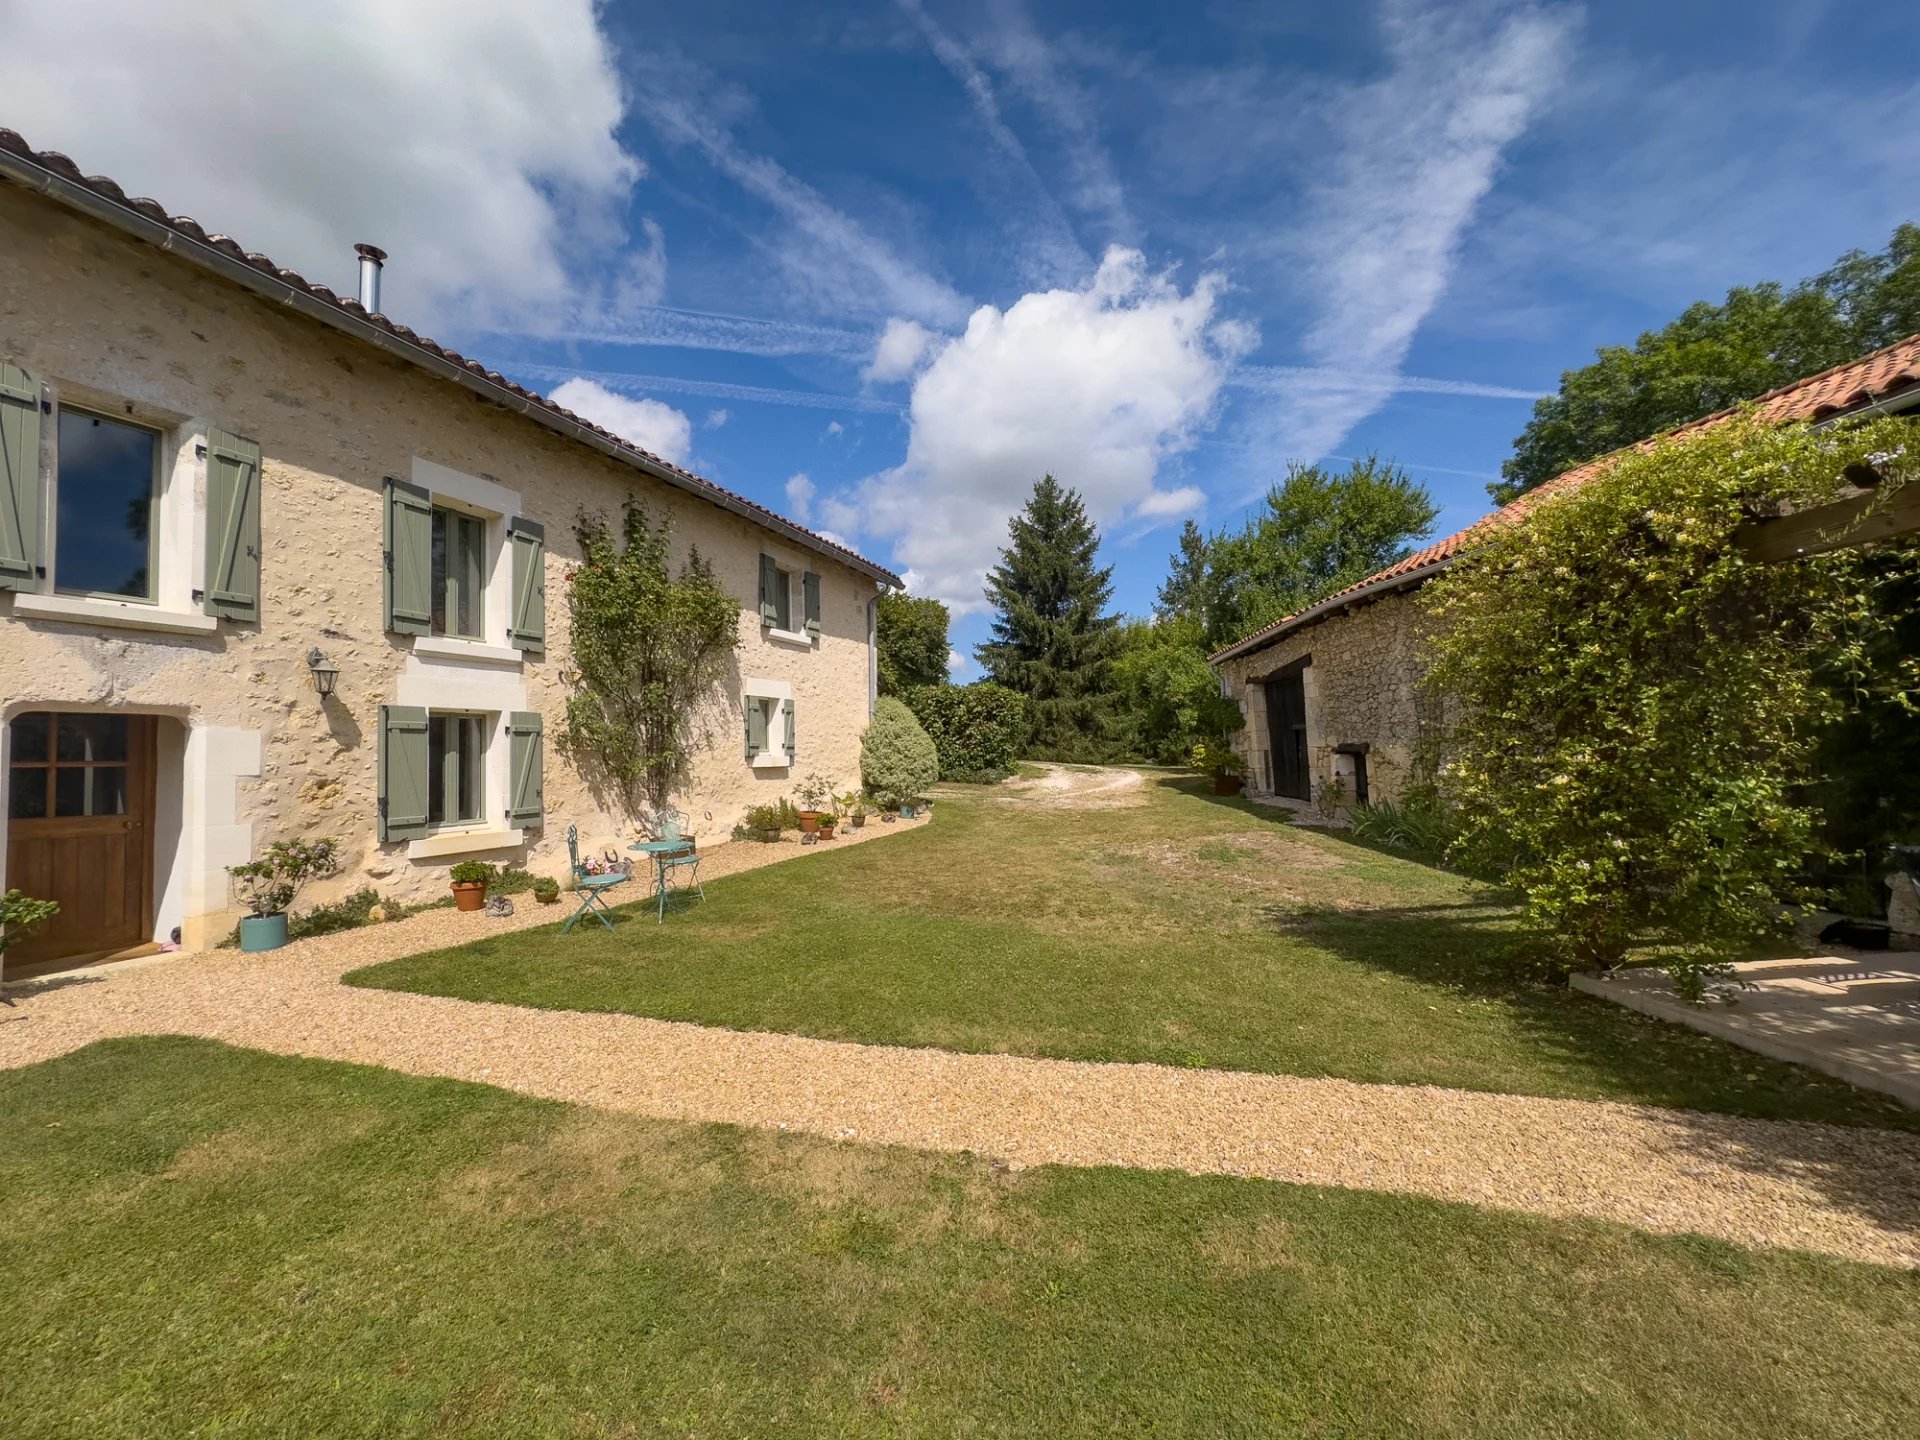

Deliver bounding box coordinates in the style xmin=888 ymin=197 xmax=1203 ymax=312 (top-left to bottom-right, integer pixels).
xmin=976 ymin=475 xmax=1119 ymax=758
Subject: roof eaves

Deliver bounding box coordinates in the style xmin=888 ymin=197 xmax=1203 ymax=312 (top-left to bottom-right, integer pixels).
xmin=0 ymin=129 xmax=901 ymax=588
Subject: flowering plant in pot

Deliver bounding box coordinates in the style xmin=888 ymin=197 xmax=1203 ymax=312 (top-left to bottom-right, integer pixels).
xmin=228 ymin=839 xmax=341 ymax=952
xmin=792 ymin=773 xmax=836 ymax=833
xmin=448 ymin=860 xmax=496 ymax=912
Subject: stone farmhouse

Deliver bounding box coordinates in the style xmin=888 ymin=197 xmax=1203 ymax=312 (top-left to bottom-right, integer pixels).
xmin=0 ymin=130 xmax=898 ymax=974
xmin=1210 ymin=333 xmax=1920 ymax=808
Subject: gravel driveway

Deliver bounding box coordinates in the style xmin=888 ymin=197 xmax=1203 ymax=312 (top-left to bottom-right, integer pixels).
xmin=3 ymin=822 xmax=1917 ymax=1270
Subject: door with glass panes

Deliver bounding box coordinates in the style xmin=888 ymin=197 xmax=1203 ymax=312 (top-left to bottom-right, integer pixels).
xmin=5 ymin=712 xmax=156 ymax=970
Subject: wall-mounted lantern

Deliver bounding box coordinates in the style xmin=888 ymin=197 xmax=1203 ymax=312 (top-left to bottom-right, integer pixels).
xmin=307 ymin=647 xmax=340 ymax=699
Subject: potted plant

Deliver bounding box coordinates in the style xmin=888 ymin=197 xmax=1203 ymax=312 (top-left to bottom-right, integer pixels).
xmin=1193 ymin=739 xmax=1244 ymax=796
xmin=843 ymin=791 xmax=868 ymax=829
xmin=793 ymin=773 xmax=836 ymax=834
xmin=532 ymin=876 xmax=561 ymax=905
xmin=1 ymin=888 xmax=60 ymax=969
xmin=449 ymin=860 xmax=495 ymax=912
xmin=228 ymin=839 xmax=341 ymax=952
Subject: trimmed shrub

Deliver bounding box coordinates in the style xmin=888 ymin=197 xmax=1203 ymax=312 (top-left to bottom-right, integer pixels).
xmin=861 ymin=697 xmax=939 ymax=808
xmin=904 ymin=682 xmax=1028 ymax=782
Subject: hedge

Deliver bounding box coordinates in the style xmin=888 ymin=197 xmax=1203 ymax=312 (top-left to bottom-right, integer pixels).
xmin=904 ymin=683 xmax=1029 ymax=782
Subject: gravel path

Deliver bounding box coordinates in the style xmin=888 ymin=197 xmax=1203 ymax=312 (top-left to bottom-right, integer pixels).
xmin=3 ymin=819 xmax=1917 ymax=1269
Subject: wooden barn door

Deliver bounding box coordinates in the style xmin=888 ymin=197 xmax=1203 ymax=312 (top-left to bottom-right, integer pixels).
xmin=5 ymin=712 xmax=157 ymax=973
xmin=1266 ymin=672 xmax=1309 ymax=801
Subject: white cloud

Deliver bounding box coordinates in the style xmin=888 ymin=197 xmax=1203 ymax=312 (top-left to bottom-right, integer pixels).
xmin=784 ymin=473 xmax=816 ymax=523
xmin=0 ymin=0 xmax=649 ymax=333
xmin=1261 ymin=0 xmax=1578 ymax=461
xmin=547 ymin=379 xmax=694 ymax=466
xmin=823 ymin=421 xmax=847 ymax=439
xmin=706 ymin=409 xmax=731 ymax=428
xmin=1135 ymin=486 xmax=1205 ymax=519
xmin=857 ymin=247 xmax=1251 ymax=610
xmin=864 ymin=319 xmax=942 ymax=384
xmin=947 ymin=649 xmax=968 ymax=675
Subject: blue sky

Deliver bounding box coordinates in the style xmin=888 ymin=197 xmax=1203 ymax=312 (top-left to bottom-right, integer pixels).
xmin=7 ymin=0 xmax=1919 ymax=668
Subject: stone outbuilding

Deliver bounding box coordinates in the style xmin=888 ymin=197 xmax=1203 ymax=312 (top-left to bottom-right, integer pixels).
xmin=1209 ymin=333 xmax=1920 ymax=809
xmin=0 ymin=130 xmax=898 ymax=975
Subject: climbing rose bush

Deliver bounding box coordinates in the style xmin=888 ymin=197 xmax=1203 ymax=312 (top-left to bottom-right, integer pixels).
xmin=1420 ymin=415 xmax=1914 ymax=996
xmin=860 ymin=697 xmax=939 ymax=808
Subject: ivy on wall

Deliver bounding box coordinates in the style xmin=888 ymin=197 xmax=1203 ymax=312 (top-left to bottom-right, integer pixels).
xmin=1420 ymin=414 xmax=1916 ymax=997
xmin=559 ymin=501 xmax=741 ymax=814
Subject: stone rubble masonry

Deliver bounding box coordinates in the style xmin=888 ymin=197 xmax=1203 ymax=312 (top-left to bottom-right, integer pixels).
xmin=1215 ymin=590 xmax=1439 ymax=806
xmin=0 ymin=185 xmax=879 ymax=948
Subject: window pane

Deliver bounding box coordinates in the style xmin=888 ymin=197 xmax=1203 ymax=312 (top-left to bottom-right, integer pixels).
xmin=430 ymin=509 xmax=449 ymax=636
xmin=56 ymin=411 xmax=158 ymax=600
xmin=10 ymin=712 xmax=50 ymax=764
xmin=456 ymin=716 xmax=483 ymax=821
xmin=55 ymin=714 xmax=129 ymax=763
xmin=456 ymin=515 xmax=483 ymax=639
xmin=9 ymin=768 xmax=48 ymax=820
xmin=773 ymin=571 xmax=793 ymax=630
xmin=428 ymin=714 xmax=449 ymax=824
xmin=55 ymin=764 xmax=128 ymax=817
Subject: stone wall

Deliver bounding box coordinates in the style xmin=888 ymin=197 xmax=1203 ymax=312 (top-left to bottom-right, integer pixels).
xmin=0 ymin=186 xmax=880 ymax=948
xmin=1215 ymin=589 xmax=1438 ymax=806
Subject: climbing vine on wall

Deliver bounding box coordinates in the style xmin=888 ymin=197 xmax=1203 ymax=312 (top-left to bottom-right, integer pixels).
xmin=1420 ymin=414 xmax=1916 ymax=997
xmin=559 ymin=500 xmax=741 ymax=813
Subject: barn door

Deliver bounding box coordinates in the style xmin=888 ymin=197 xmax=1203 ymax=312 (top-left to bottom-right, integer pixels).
xmin=1266 ymin=672 xmax=1309 ymax=801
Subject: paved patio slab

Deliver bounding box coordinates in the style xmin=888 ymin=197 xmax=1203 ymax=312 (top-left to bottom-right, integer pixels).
xmin=1572 ymin=955 xmax=1920 ymax=1110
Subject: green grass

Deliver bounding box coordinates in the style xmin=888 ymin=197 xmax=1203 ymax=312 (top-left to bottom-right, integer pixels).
xmin=3 ymin=1037 xmax=1916 ymax=1439
xmin=349 ymin=774 xmax=1917 ymax=1131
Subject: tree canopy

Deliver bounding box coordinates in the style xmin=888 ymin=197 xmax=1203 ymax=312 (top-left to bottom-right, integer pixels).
xmin=1497 ymin=223 xmax=1920 ymax=502
xmin=976 ymin=475 xmax=1120 ymax=758
xmin=1184 ymin=457 xmax=1438 ymax=650
xmin=876 ymin=592 xmax=950 ymax=695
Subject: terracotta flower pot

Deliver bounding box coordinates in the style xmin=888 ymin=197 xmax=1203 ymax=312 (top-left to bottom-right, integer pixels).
xmin=797 ymin=811 xmax=824 ymax=834
xmin=1211 ymin=773 xmax=1245 ymax=796
xmin=817 ymin=820 xmax=838 ymax=839
xmin=451 ymin=881 xmax=488 ymax=912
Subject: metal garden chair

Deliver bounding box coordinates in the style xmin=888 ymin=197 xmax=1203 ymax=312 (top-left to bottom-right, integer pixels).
xmin=652 ymin=809 xmax=704 ymax=922
xmin=563 ymin=825 xmax=631 ymax=933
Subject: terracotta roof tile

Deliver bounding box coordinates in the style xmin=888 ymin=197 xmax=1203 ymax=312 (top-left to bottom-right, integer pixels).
xmin=1211 ymin=331 xmax=1920 ymax=662
xmin=0 ymin=127 xmax=900 ymax=586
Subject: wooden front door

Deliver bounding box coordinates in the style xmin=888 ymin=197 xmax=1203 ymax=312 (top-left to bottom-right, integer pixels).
xmin=1266 ymin=672 xmax=1309 ymax=800
xmin=5 ymin=712 xmax=157 ymax=972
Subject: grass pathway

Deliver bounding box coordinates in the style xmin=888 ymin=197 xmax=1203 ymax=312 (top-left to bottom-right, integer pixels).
xmin=4 ymin=867 xmax=1916 ymax=1269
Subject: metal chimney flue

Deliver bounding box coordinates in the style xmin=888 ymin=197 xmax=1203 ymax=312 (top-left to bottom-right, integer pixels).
xmin=354 ymin=243 xmax=387 ymax=314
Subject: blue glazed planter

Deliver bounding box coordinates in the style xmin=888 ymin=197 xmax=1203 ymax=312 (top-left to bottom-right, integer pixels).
xmin=239 ymin=914 xmax=289 ymax=952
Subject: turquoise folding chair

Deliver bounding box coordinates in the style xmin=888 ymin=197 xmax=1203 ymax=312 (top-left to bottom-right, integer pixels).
xmin=563 ymin=825 xmax=630 ymax=933
xmin=654 ymin=809 xmax=704 ymax=923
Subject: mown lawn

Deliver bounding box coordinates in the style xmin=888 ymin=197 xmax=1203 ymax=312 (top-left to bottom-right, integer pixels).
xmin=349 ymin=773 xmax=1918 ymax=1131
xmin=3 ymin=1037 xmax=1916 ymax=1439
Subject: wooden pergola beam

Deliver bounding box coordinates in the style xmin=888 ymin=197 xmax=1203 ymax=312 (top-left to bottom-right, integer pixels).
xmin=1735 ymin=482 xmax=1920 ymax=562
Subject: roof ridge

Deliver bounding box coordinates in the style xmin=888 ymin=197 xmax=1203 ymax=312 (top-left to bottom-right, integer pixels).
xmin=0 ymin=126 xmax=899 ymax=585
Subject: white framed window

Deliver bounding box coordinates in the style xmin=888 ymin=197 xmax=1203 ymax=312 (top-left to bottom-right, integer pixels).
xmin=426 ymin=711 xmax=487 ymax=829
xmin=743 ymin=678 xmax=794 ymax=770
xmin=389 ymin=459 xmax=541 ymax=664
xmin=52 ymin=407 xmax=163 ymax=604
xmin=757 ymin=553 xmax=821 ymax=647
xmin=1 ymin=365 xmax=232 ymax=636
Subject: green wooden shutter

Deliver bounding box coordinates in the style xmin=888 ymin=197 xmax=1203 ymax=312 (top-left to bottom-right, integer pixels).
xmin=758 ymin=553 xmax=779 ymax=625
xmin=508 ymin=517 xmax=545 ymax=653
xmin=378 ymin=705 xmax=431 ymax=841
xmin=783 ymin=699 xmax=796 ymax=763
xmin=384 ymin=477 xmax=433 ymax=635
xmin=506 ymin=711 xmax=544 ymax=828
xmin=203 ymin=428 xmax=262 ymax=621
xmin=746 ymin=697 xmax=768 ymax=759
xmin=0 ymin=362 xmax=43 ymax=591
xmin=802 ymin=571 xmax=821 ymax=639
